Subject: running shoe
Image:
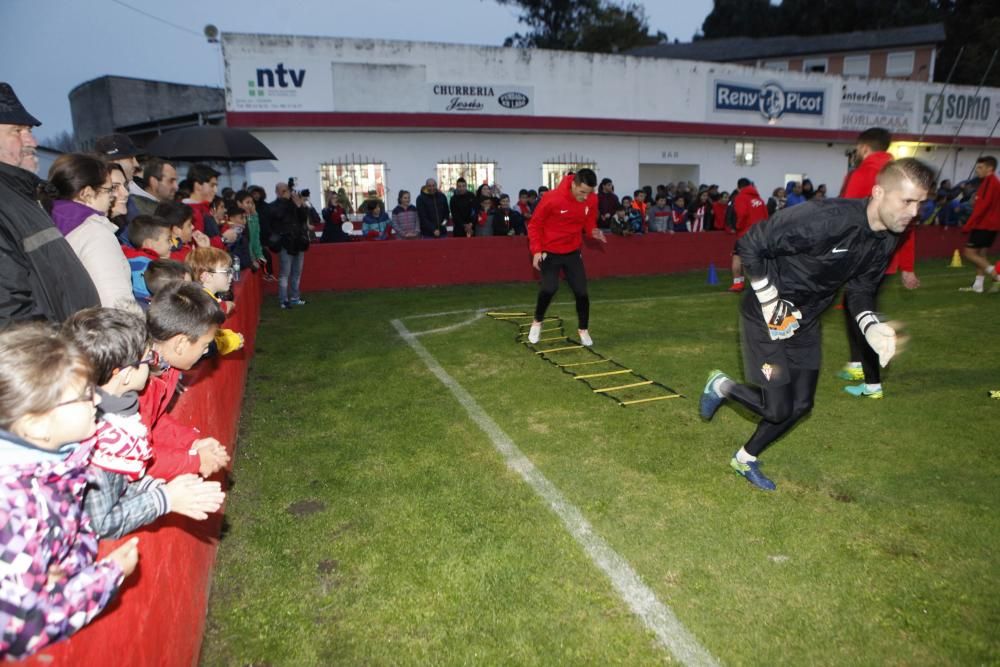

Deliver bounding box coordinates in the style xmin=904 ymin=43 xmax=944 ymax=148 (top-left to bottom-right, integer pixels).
xmin=727 ymin=282 xmax=745 ymax=293
xmin=958 ymin=285 xmax=984 ymax=293
xmin=730 ymin=454 xmax=777 ymax=491
xmin=527 ymin=321 xmax=543 ymax=344
xmin=289 ymin=299 xmax=308 ymax=306
xmin=578 ymin=329 xmax=593 ymax=347
xmin=844 ymin=384 xmax=883 ymax=399
xmin=699 ymin=369 xmax=729 ymax=420
xmin=836 ymin=365 xmax=865 ymax=381
xmin=280 ymin=301 xmax=291 ymax=310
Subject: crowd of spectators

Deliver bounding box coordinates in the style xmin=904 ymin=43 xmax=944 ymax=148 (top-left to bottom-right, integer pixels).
xmin=318 ymin=167 xmax=977 ymax=245
xmin=0 ymin=82 xmax=325 ymax=659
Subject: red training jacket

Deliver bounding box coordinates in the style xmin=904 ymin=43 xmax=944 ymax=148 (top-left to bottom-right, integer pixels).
xmin=964 ymin=173 xmax=1000 ymax=232
xmin=841 ymin=150 xmax=913 ymax=274
xmin=528 ymin=174 xmax=598 ymax=255
xmin=733 ymin=185 xmax=768 ymax=238
xmin=139 ymin=367 xmax=202 ymax=480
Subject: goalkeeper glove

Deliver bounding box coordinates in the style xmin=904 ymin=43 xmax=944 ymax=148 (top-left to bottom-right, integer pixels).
xmin=856 ymin=310 xmax=896 ymax=367
xmin=751 ymin=278 xmax=801 ymax=340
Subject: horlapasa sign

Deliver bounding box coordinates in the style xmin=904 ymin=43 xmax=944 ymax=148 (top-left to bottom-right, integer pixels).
xmin=429 ymin=84 xmax=534 ymax=114
xmin=714 ymin=80 xmax=825 ymax=121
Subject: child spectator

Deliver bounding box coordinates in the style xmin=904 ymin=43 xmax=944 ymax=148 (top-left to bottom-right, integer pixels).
xmin=144 ymin=259 xmax=192 ymax=300
xmin=475 ymin=196 xmax=495 ymax=236
xmin=221 ymin=204 xmax=252 ymax=273
xmin=647 ymin=194 xmax=672 ymax=233
xmin=235 ymin=191 xmax=262 ymax=267
xmin=688 ymin=190 xmax=713 ymax=232
xmin=625 ymin=197 xmax=644 ymax=234
xmin=516 ymin=189 xmax=533 ymax=225
xmin=184 ymin=247 xmax=245 ymax=356
xmin=671 ymin=195 xmax=690 ymax=232
xmin=141 ymin=283 xmax=230 ymax=481
xmin=631 ymin=189 xmax=648 ymax=227
xmin=361 ymin=202 xmax=392 ymax=240
xmin=123 ymin=215 xmax=173 ymax=303
xmin=0 ymin=323 xmax=139 ymax=659
xmin=711 ymin=192 xmax=730 ymax=232
xmin=390 ymin=190 xmax=420 ymax=240
xmin=609 ymin=205 xmax=632 ymax=236
xmin=155 ymin=201 xmax=209 ymax=261
xmin=491 ymin=194 xmax=526 ymax=236
xmin=61 ymin=309 xmax=225 ymax=539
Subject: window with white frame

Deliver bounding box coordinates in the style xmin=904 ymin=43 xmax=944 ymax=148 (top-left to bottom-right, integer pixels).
xmin=319 ymin=159 xmax=387 ymax=213
xmin=802 ymin=58 xmax=828 ymax=74
xmin=436 ymin=157 xmax=497 ymax=195
xmin=734 ymin=140 xmax=757 ymax=167
xmin=886 ymin=51 xmax=914 ymax=77
xmin=541 ymin=156 xmax=597 ymax=191
xmin=762 ymin=60 xmax=788 ymax=71
xmin=842 ymin=55 xmax=870 ymax=77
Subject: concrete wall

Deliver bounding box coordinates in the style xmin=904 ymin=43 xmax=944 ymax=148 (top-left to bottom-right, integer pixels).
xmin=70 ymin=76 xmax=224 ymax=148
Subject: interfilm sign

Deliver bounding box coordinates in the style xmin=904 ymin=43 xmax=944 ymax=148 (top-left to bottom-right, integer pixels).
xmin=840 ymin=84 xmax=914 ymax=132
xmin=429 ymin=84 xmax=535 ymax=114
xmin=714 ymin=80 xmax=825 ymax=122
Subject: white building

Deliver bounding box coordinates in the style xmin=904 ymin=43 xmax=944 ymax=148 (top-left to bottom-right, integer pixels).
xmin=221 ymin=32 xmax=1000 ymax=208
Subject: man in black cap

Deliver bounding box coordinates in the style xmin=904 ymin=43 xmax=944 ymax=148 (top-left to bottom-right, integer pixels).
xmin=0 ymin=82 xmax=100 ymax=326
xmin=94 ymin=133 xmax=144 ymax=221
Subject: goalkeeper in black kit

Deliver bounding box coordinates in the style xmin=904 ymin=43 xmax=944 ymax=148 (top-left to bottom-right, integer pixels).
xmin=699 ymin=158 xmax=934 ymax=491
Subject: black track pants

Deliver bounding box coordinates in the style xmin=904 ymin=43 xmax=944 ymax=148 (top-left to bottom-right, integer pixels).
xmin=533 ymin=250 xmax=590 ymax=329
xmin=723 ymin=368 xmax=820 ymax=457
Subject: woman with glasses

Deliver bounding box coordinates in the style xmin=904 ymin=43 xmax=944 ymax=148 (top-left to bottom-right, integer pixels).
xmin=47 ymin=153 xmax=138 ymax=312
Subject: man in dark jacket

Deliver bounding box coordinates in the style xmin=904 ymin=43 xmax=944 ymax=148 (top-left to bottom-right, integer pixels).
xmin=448 ymin=177 xmax=477 ymax=237
xmin=700 ymin=158 xmax=933 ymax=492
xmin=416 ymin=178 xmax=449 ymax=238
xmin=0 ymin=82 xmax=99 ymax=327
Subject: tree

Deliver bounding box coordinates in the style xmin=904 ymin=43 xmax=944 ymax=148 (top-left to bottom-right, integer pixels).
xmin=493 ymin=0 xmax=666 ymax=53
xmin=41 ymin=130 xmax=77 ymax=153
xmin=698 ymin=0 xmax=1000 ymax=87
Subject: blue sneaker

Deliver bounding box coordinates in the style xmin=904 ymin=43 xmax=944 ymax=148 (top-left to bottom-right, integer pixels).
xmin=288 ymin=299 xmax=307 ymax=307
xmin=730 ymin=454 xmax=777 ymax=491
xmin=699 ymin=370 xmax=729 ymax=420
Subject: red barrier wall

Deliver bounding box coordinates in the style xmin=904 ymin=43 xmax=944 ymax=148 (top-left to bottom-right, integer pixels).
xmin=288 ymin=226 xmax=967 ymax=293
xmin=25 ymin=272 xmax=262 ymax=667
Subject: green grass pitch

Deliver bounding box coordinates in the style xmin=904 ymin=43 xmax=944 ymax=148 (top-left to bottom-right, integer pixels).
xmin=201 ymin=260 xmax=999 ymax=666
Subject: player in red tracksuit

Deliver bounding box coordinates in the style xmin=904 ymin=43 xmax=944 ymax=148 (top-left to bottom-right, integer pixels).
xmin=960 ymin=155 xmax=1000 ymax=292
xmin=837 ymin=128 xmax=918 ymax=399
xmin=728 ymin=179 xmax=769 ymax=292
xmin=527 ymin=169 xmax=606 ymax=347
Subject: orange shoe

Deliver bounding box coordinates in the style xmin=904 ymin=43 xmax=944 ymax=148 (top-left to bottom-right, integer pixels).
xmin=727 ymin=282 xmax=745 ymax=292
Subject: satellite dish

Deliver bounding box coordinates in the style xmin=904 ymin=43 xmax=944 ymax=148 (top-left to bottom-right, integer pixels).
xmin=204 ymin=24 xmax=219 ymax=43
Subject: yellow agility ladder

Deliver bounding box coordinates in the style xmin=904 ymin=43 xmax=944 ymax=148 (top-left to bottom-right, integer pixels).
xmin=486 ymin=312 xmax=683 ymax=407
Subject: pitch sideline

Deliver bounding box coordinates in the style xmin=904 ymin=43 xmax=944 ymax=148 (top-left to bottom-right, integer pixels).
xmin=391 ymin=317 xmax=720 ymax=667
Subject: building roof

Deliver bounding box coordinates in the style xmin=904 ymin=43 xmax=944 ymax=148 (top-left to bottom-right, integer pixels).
xmin=629 ymin=23 xmax=946 ymax=62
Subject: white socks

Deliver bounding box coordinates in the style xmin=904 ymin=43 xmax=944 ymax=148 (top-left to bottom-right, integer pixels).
xmin=736 ymin=447 xmax=757 ymax=463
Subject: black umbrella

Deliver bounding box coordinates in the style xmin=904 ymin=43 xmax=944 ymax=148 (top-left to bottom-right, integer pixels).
xmin=144 ymin=126 xmax=277 ymax=162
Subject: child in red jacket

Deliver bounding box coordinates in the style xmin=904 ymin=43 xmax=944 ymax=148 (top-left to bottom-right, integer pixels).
xmin=140 ymin=283 xmax=230 ymax=480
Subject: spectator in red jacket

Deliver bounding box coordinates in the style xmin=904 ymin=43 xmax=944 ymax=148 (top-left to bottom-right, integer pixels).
xmin=728 ymin=178 xmax=768 ymax=292
xmin=141 ymin=282 xmax=230 ymax=481
xmin=836 ymin=127 xmax=916 ymax=398
xmin=960 ymin=155 xmax=1000 ymax=293
xmin=527 ymin=169 xmax=606 ymax=347
xmin=181 ymin=164 xmax=225 ymax=249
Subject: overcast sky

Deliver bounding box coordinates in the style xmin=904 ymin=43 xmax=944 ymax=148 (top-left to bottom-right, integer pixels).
xmin=1 ymin=0 xmax=712 ymax=143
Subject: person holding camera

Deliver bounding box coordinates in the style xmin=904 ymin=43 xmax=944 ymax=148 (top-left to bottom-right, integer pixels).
xmin=268 ymin=180 xmax=311 ymax=309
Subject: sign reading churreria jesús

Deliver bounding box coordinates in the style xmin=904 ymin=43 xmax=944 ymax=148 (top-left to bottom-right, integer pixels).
xmin=429 ymin=84 xmax=534 ymax=114
xmin=713 ymin=80 xmax=825 ymax=122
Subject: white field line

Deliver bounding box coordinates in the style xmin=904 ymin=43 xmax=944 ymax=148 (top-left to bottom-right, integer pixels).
xmin=391 ymin=318 xmax=720 ymax=667
xmin=402 ymin=291 xmax=730 ymax=337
